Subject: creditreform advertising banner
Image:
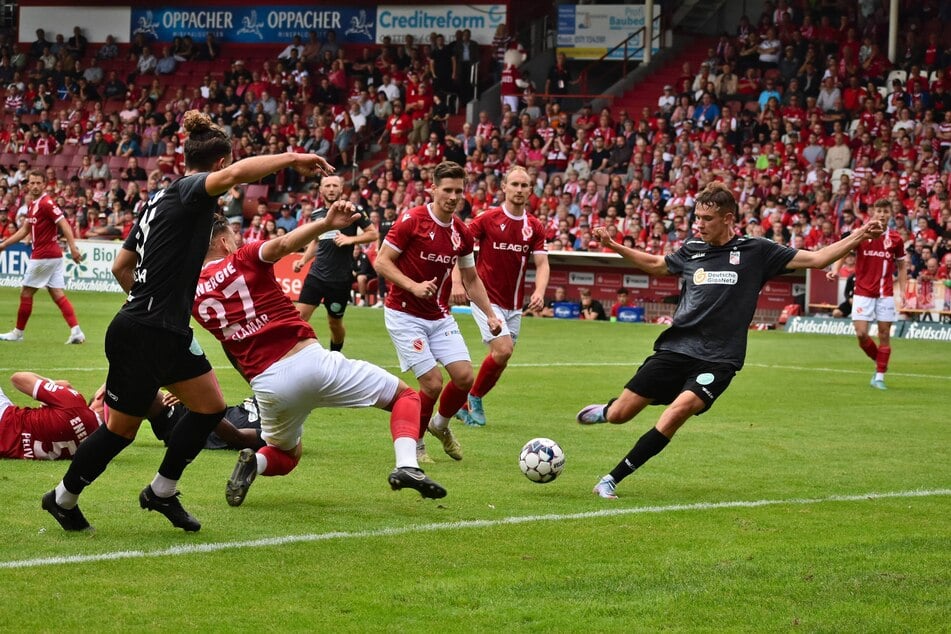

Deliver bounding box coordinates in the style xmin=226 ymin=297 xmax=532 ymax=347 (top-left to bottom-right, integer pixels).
xmin=556 ymin=4 xmax=661 ymax=60
xmin=130 ymin=6 xmax=377 ymax=44
xmin=375 ymin=5 xmax=506 ymax=45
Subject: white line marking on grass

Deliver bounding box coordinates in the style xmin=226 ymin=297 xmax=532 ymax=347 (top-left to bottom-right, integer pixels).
xmin=3 ymin=488 xmax=948 ymax=570
xmin=4 ymin=362 xmax=949 ymax=381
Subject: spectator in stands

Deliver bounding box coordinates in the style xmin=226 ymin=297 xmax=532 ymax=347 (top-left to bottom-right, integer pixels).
xmin=156 ymin=46 xmax=177 ymax=75
xmin=536 ymin=286 xmax=568 ymax=318
xmin=121 ymin=157 xmax=146 ymax=183
xmin=195 ymin=33 xmax=220 ymax=61
xmin=135 ymin=46 xmax=157 ymax=76
xmin=96 ymin=34 xmax=118 ymax=61
xmin=579 ymin=288 xmax=607 ymax=321
xmin=454 ymin=29 xmax=480 ymax=99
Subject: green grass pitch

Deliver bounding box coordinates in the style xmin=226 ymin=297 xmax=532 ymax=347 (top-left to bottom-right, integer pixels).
xmin=0 ymin=287 xmax=947 ymax=631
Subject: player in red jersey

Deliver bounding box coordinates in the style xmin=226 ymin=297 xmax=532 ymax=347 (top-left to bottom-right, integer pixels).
xmin=193 ymin=203 xmax=446 ymax=506
xmin=829 ymin=199 xmax=907 ymax=389
xmin=0 ymin=372 xmax=100 ymax=460
xmin=451 ymin=166 xmax=550 ymax=426
xmin=374 ymin=161 xmax=501 ymax=463
xmin=0 ymin=171 xmax=85 ymax=344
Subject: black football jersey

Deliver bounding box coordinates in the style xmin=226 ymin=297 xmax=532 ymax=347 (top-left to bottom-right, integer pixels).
xmin=120 ymin=174 xmax=218 ymax=334
xmin=306 ymin=205 xmax=373 ymax=284
xmin=658 ymin=235 xmax=797 ymax=369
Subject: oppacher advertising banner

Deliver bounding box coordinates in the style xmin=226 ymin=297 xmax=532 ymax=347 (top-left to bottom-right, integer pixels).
xmin=130 ymin=6 xmax=377 ymax=44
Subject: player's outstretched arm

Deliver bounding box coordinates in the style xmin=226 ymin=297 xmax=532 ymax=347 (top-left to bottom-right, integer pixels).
xmin=205 ymin=152 xmax=334 ymax=197
xmin=788 ymin=220 xmax=884 ymax=270
xmin=593 ymin=227 xmax=669 ymax=276
xmin=261 ymin=200 xmax=359 ymax=262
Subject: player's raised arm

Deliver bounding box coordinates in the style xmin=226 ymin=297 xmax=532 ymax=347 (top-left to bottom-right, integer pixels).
xmin=260 ymin=200 xmax=360 ymax=262
xmin=593 ymin=226 xmax=670 ymax=276
xmin=787 ymin=220 xmax=884 ymax=270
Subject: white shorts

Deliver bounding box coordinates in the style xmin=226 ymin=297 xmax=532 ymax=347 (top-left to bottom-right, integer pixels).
xmin=22 ymin=258 xmax=66 ymax=289
xmin=249 ymin=342 xmax=400 ymax=450
xmin=852 ymin=295 xmax=897 ymax=323
xmin=471 ymin=302 xmax=521 ymax=344
xmin=384 ymin=307 xmax=470 ymax=377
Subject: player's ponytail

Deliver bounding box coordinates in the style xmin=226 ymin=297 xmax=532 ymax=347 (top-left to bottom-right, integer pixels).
xmin=183 ymin=110 xmax=232 ymax=172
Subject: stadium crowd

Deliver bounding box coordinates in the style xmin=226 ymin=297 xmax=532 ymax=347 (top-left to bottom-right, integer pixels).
xmin=0 ymin=0 xmax=950 ymax=310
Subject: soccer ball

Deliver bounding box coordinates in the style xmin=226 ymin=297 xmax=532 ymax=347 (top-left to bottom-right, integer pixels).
xmin=518 ymin=438 xmax=565 ymax=483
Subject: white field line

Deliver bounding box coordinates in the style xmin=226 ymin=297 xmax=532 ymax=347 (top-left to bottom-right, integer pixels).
xmin=3 ymin=362 xmax=948 ymax=380
xmin=2 ymin=488 xmax=948 ymax=570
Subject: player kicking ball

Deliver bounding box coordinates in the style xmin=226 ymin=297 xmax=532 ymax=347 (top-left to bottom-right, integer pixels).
xmin=451 ymin=166 xmax=549 ymax=426
xmin=194 ymin=202 xmax=445 ymax=506
xmin=577 ymin=183 xmax=884 ymax=499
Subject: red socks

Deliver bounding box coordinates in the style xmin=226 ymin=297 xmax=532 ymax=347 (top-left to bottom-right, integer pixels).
xmin=858 ymin=336 xmax=878 ymax=361
xmin=438 ymin=381 xmax=469 ymax=418
xmin=390 ymin=388 xmax=421 ymax=440
xmin=16 ymin=296 xmax=33 ymax=330
xmin=54 ymin=295 xmax=79 ymax=328
xmin=876 ymin=346 xmax=891 ymax=373
xmin=259 ymin=445 xmax=299 ymax=476
xmin=419 ymin=390 xmax=437 ymax=438
xmin=471 ymin=355 xmax=506 ymax=398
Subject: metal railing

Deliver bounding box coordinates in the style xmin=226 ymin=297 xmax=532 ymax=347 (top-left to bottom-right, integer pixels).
xmin=577 ymin=26 xmax=647 ymax=96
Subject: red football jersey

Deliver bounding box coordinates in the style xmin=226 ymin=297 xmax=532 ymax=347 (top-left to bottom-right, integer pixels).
xmin=383 ymin=204 xmax=474 ymax=320
xmin=0 ymin=380 xmax=99 ymax=459
xmin=193 ymin=242 xmax=316 ymax=380
xmin=468 ymin=205 xmax=547 ymax=310
xmin=28 ymin=193 xmax=65 ymax=259
xmin=853 ymin=230 xmax=905 ymax=298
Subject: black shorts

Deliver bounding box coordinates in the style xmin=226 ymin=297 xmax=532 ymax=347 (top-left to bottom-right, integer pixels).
xmin=297 ymin=277 xmax=351 ymax=319
xmin=104 ymin=312 xmax=212 ymax=417
xmin=625 ymin=350 xmax=736 ymax=415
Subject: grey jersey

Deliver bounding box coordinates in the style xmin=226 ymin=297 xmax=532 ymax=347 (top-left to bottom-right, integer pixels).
xmin=306 ymin=205 xmax=372 ymax=284
xmin=658 ymin=235 xmax=797 ymax=369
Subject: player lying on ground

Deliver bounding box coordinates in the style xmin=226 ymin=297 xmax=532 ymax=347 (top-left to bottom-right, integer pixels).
xmin=577 ymin=182 xmax=884 ymax=499
xmin=0 ymin=373 xmax=261 ymax=460
xmin=193 ymin=202 xmax=446 ymax=507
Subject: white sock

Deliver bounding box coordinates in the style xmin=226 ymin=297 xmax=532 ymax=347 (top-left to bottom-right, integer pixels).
xmin=55 ymin=482 xmax=79 ymax=509
xmin=150 ymin=474 xmax=178 ymax=498
xmin=394 ymin=437 xmax=419 ymax=469
xmin=12 ymin=328 xmax=23 ymax=336
xmin=255 ymin=452 xmax=267 ymax=475
xmin=875 ymin=372 xmax=885 ymax=381
xmin=430 ymin=413 xmax=450 ymax=431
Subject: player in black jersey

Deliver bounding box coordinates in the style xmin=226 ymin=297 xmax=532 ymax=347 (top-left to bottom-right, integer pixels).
xmin=577 ymin=182 xmax=884 ymax=499
xmin=43 ymin=111 xmax=333 ymax=532
xmin=292 ymin=175 xmax=378 ymax=352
